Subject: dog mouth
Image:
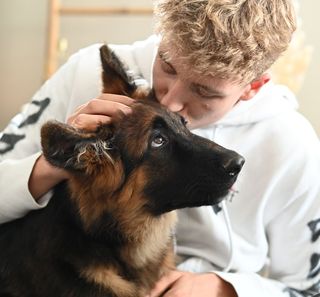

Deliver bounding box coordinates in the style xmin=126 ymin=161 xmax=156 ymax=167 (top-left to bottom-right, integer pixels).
xmin=220 ymin=187 xmax=239 ymax=203
xmin=172 ymin=184 xmax=236 ymax=210
xmin=144 ymin=173 xmax=241 ymax=215
xmin=192 ymin=175 xmax=243 ymax=205
xmin=205 ymin=186 xmax=237 ymax=205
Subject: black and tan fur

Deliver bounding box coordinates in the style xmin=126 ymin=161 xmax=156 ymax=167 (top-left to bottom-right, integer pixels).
xmin=0 ymin=45 xmax=244 ymax=297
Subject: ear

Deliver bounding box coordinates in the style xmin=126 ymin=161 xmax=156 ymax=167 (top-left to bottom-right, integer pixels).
xmin=100 ymin=45 xmax=137 ymax=96
xmin=240 ymin=73 xmax=271 ymax=100
xmin=41 ymin=121 xmax=115 ymax=173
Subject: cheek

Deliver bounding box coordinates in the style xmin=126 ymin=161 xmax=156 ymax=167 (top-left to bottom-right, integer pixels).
xmin=152 ymin=71 xmax=166 ymax=100
xmin=202 ymin=96 xmax=239 ymax=115
xmin=187 ymin=101 xmax=219 ymax=119
xmin=186 ymin=100 xmax=232 ymax=127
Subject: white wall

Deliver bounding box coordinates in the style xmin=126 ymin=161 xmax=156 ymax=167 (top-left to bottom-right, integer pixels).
xmin=0 ymin=0 xmax=319 ymax=136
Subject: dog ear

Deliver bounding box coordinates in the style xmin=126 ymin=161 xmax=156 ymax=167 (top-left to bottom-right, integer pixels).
xmin=100 ymin=45 xmax=137 ymax=96
xmin=41 ymin=121 xmax=116 ymax=173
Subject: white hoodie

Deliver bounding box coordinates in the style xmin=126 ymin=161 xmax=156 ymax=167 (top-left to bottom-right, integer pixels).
xmin=1 ymin=35 xmax=320 ymax=297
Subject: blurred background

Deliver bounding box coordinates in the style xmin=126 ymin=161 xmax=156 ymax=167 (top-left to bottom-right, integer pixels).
xmin=0 ymin=0 xmax=319 ymax=135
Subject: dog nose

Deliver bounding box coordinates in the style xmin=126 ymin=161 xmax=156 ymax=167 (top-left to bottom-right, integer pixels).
xmin=222 ymin=156 xmax=245 ymax=177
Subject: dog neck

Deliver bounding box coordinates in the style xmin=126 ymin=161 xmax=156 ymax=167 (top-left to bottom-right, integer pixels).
xmin=67 ymin=169 xmax=178 ymax=268
xmin=120 ymin=211 xmax=177 ymax=268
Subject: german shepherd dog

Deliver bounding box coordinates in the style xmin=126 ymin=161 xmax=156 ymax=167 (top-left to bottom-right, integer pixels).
xmin=0 ymin=45 xmax=244 ymax=297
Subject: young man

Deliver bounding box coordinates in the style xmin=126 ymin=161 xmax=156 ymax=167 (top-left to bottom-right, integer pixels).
xmin=1 ymin=0 xmax=320 ymax=296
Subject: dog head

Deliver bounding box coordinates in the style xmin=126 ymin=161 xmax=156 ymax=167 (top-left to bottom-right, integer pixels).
xmin=41 ymin=45 xmax=244 ymax=225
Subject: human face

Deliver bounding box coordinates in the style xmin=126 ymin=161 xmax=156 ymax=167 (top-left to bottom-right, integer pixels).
xmin=152 ymin=46 xmax=251 ymax=130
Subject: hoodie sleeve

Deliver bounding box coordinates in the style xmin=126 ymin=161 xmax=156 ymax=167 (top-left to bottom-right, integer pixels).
xmin=0 ymin=51 xmax=81 ymax=223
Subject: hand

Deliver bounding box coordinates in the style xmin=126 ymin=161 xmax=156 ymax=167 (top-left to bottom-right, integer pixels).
xmin=29 ymin=154 xmax=69 ymax=200
xmin=30 ymin=94 xmax=133 ymax=200
xmin=147 ymin=270 xmax=237 ymax=297
xmin=67 ymin=93 xmax=135 ymax=131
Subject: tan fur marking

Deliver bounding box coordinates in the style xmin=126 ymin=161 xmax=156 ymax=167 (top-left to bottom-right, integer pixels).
xmin=115 ymin=167 xmax=177 ymax=268
xmin=132 ymin=87 xmax=150 ymax=100
xmin=124 ymin=211 xmax=177 ymax=268
xmin=114 ymin=104 xmax=160 ymax=160
xmin=67 ymin=158 xmax=124 ymax=229
xmin=160 ymin=242 xmax=176 ymax=275
xmin=81 ymin=266 xmax=136 ymax=297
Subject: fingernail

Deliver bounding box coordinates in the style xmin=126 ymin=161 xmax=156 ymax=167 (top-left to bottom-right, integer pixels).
xmin=123 ymin=107 xmax=132 ymax=115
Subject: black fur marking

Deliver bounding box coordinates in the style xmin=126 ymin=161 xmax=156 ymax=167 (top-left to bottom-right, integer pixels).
xmin=212 ymin=204 xmax=222 ymax=214
xmin=308 ymin=254 xmax=320 ymax=279
xmin=308 ymin=218 xmax=320 ymax=243
xmin=284 ymin=280 xmax=320 ymax=297
xmin=18 ymin=97 xmax=50 ymax=128
xmin=100 ymin=45 xmax=137 ymax=96
xmin=0 ymin=133 xmax=25 ymax=154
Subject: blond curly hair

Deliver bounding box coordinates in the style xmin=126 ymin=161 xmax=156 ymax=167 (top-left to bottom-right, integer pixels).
xmin=154 ymin=0 xmax=297 ymax=84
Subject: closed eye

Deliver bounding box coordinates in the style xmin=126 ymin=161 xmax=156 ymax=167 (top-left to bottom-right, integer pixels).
xmin=191 ymin=83 xmax=226 ymax=99
xmin=159 ymin=52 xmax=176 ymax=75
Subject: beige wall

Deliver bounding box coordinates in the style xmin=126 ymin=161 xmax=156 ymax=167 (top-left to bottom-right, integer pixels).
xmin=0 ymin=0 xmax=319 ymax=136
xmin=0 ymin=0 xmax=154 ymax=130
xmin=0 ymin=0 xmax=48 ymax=129
xmin=298 ymin=2 xmax=320 ymax=136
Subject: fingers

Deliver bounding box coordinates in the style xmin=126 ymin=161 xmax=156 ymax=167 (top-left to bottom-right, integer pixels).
xmin=147 ymin=271 xmax=183 ymax=297
xmin=97 ymin=93 xmax=135 ymax=106
xmin=73 ymin=97 xmax=132 ymax=119
xmin=69 ymin=114 xmax=112 ymax=131
xmin=149 ymin=272 xmax=236 ymax=297
xmin=67 ymin=94 xmax=135 ymax=131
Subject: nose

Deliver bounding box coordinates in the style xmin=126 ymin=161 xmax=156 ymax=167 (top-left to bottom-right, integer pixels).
xmin=222 ymin=156 xmax=245 ymax=177
xmin=159 ymin=80 xmax=185 ymax=112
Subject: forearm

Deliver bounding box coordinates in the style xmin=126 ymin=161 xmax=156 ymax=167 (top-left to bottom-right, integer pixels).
xmin=28 ymin=154 xmax=68 ymax=201
xmin=0 ymin=153 xmax=51 ymax=223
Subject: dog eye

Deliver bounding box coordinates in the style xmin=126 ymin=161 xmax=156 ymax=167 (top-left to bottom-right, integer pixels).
xmin=151 ymin=134 xmax=167 ymax=148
